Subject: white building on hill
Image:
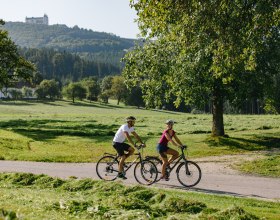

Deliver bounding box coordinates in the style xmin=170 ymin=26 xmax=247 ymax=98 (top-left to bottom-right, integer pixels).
xmin=25 ymin=14 xmax=48 ymax=25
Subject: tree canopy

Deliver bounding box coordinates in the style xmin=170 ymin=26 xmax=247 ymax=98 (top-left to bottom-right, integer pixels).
xmin=123 ymin=0 xmax=280 ymax=136
xmin=0 ymin=19 xmax=35 ymax=90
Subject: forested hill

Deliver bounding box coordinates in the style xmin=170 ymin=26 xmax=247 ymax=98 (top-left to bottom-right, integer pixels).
xmin=2 ymin=22 xmax=137 ymax=67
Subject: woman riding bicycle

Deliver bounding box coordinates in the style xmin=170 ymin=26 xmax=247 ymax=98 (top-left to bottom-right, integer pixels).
xmin=157 ymin=119 xmax=184 ymax=180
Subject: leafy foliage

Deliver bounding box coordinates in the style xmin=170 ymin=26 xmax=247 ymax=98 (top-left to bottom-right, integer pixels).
xmin=0 ymin=20 xmax=35 ymax=90
xmin=35 ymin=79 xmax=60 ymax=100
xmin=19 ymin=47 xmax=121 ymax=84
xmin=124 ymin=0 xmax=280 ymax=136
xmin=62 ymin=82 xmax=86 ymax=103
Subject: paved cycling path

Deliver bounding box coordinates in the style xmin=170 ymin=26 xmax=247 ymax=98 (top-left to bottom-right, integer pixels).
xmin=0 ymin=155 xmax=279 ymax=201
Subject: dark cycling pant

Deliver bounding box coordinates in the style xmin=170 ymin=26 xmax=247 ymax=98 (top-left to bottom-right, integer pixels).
xmin=113 ymin=142 xmax=130 ymax=156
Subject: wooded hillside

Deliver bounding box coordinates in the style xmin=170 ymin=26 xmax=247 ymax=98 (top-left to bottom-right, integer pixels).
xmin=1 ymin=22 xmax=137 ymax=67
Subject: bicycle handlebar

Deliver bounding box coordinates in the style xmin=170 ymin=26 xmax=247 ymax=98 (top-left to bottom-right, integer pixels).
xmin=180 ymin=145 xmax=187 ymax=150
xmin=134 ymin=142 xmax=145 ymax=150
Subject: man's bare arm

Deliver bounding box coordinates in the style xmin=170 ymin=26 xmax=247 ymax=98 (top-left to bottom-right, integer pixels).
xmin=124 ymin=131 xmax=135 ymax=146
xmin=132 ymin=131 xmax=145 ymax=146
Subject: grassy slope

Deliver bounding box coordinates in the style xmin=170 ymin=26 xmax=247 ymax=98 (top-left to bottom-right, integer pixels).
xmin=0 ymin=100 xmax=280 ymax=219
xmin=234 ymin=153 xmax=280 ymax=177
xmin=0 ymin=100 xmax=279 ymax=163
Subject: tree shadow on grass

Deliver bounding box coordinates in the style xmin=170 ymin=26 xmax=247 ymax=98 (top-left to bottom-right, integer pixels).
xmin=232 ymin=136 xmax=280 ymax=150
xmin=41 ymin=101 xmax=63 ymax=106
xmin=69 ymin=101 xmax=124 ymax=109
xmin=0 ymin=119 xmax=118 ymax=142
xmin=0 ymin=101 xmax=35 ymax=106
xmin=206 ymin=135 xmax=280 ymax=151
xmin=151 ymin=109 xmax=181 ymax=115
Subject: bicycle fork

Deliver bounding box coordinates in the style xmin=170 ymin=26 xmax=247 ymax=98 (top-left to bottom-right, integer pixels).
xmin=184 ymin=161 xmax=191 ymax=175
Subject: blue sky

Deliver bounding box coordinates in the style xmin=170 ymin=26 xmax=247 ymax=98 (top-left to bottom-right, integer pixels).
xmin=0 ymin=0 xmax=140 ymax=39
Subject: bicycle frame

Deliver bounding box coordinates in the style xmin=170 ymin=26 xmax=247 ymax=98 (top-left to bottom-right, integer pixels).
xmin=96 ymin=143 xmax=158 ymax=185
xmin=103 ymin=146 xmax=145 ymax=174
xmin=167 ymin=147 xmax=190 ymax=174
xmin=123 ymin=152 xmax=143 ymax=173
xmin=147 ymin=146 xmax=201 ymax=187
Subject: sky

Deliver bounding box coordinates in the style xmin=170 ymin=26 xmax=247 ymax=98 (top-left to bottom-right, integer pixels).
xmin=0 ymin=0 xmax=140 ymax=39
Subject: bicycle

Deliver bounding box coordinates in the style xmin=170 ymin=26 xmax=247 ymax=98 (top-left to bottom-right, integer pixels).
xmin=96 ymin=143 xmax=158 ymax=185
xmin=146 ymin=145 xmax=202 ymax=187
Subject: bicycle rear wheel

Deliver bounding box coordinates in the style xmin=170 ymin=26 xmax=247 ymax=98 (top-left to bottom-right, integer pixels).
xmin=134 ymin=160 xmax=158 ymax=185
xmin=96 ymin=155 xmax=119 ymax=181
xmin=145 ymin=156 xmax=162 ymax=182
xmin=177 ymin=161 xmax=201 ymax=187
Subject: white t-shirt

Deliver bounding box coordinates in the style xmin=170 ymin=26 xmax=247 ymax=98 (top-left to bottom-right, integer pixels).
xmin=113 ymin=124 xmax=135 ymax=143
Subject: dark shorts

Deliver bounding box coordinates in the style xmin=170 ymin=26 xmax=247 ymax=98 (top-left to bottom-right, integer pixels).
xmin=156 ymin=143 xmax=169 ymax=158
xmin=113 ymin=142 xmax=131 ymax=156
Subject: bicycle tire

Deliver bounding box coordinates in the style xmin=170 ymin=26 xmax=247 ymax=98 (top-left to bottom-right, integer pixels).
xmin=145 ymin=156 xmax=162 ymax=182
xmin=96 ymin=155 xmax=119 ymax=181
xmin=134 ymin=160 xmax=158 ymax=185
xmin=176 ymin=161 xmax=201 ymax=187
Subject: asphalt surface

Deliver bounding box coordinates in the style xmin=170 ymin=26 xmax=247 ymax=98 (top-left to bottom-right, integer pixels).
xmin=0 ymin=160 xmax=279 ymax=201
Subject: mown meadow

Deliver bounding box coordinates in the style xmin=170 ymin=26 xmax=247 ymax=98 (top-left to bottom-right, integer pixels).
xmin=0 ymin=100 xmax=280 ymax=219
xmin=0 ymin=100 xmax=279 ymax=163
xmin=0 ymin=172 xmax=280 ymax=220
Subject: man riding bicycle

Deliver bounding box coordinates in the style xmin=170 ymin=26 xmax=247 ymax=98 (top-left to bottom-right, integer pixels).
xmin=112 ymin=116 xmax=145 ymax=179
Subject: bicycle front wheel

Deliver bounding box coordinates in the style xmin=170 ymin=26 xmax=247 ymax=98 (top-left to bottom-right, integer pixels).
xmin=134 ymin=160 xmax=158 ymax=185
xmin=96 ymin=155 xmax=119 ymax=181
xmin=177 ymin=161 xmax=201 ymax=187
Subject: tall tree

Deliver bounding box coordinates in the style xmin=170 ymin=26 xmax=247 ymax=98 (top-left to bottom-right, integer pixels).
xmin=82 ymin=76 xmax=100 ymax=101
xmin=62 ymin=82 xmax=86 ymax=103
xmin=111 ymin=76 xmax=128 ymax=105
xmin=35 ymin=79 xmax=60 ymax=100
xmin=124 ymin=85 xmax=145 ymax=108
xmin=124 ymin=0 xmax=280 ymax=136
xmin=99 ymin=76 xmax=113 ymax=103
xmin=0 ymin=20 xmax=35 ymax=91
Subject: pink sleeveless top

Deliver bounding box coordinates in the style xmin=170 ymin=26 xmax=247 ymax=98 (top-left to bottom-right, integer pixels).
xmin=158 ymin=129 xmax=175 ymax=146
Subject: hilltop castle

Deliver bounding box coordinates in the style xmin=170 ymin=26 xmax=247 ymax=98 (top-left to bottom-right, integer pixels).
xmin=25 ymin=14 xmax=48 ymax=25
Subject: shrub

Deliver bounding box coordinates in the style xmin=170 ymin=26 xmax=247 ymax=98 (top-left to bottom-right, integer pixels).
xmin=163 ymin=197 xmax=206 ymax=214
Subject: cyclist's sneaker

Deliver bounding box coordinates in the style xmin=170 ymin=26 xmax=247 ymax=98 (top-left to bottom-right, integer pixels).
xmin=117 ymin=172 xmax=127 ymax=180
xmin=160 ymin=175 xmax=169 ymax=181
xmin=165 ymin=166 xmax=170 ymax=178
xmin=165 ymin=165 xmax=171 ymax=173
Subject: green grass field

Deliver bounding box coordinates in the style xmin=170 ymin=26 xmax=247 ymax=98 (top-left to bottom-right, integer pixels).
xmin=1 ymin=100 xmax=280 ymax=219
xmin=0 ymin=100 xmax=279 ymax=163
xmin=0 ymin=172 xmax=279 ymax=220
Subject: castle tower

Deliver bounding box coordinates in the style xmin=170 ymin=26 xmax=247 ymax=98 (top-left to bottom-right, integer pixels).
xmin=25 ymin=14 xmax=49 ymax=25
xmin=43 ymin=14 xmax=49 ymax=25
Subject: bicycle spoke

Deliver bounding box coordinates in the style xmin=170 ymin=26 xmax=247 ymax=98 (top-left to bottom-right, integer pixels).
xmin=134 ymin=160 xmax=158 ymax=185
xmin=145 ymin=156 xmax=162 ymax=182
xmin=96 ymin=155 xmax=119 ymax=181
xmin=177 ymin=161 xmax=201 ymax=187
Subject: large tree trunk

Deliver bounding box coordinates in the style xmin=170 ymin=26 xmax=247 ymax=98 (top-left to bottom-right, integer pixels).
xmin=212 ymin=83 xmax=225 ymax=136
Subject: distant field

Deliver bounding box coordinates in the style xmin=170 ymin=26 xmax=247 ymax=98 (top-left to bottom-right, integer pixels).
xmin=0 ymin=100 xmax=279 ymax=163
